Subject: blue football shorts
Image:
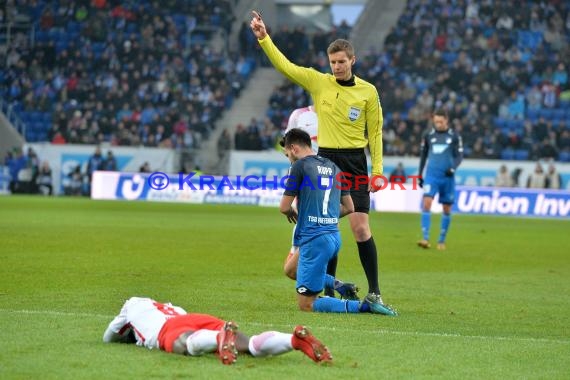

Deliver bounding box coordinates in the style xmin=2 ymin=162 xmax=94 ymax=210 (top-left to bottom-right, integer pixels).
xmin=423 ymin=176 xmax=456 ymax=204
xmin=296 ymin=232 xmax=341 ymax=296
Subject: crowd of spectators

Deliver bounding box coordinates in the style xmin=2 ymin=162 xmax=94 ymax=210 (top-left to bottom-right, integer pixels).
xmin=252 ymin=0 xmax=570 ymax=162
xmin=496 ymin=161 xmax=563 ymax=189
xmin=3 ymin=146 xmax=53 ymax=195
xmin=1 ymin=0 xmax=254 ymax=150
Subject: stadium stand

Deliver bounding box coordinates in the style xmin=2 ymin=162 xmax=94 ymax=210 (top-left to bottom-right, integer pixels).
xmin=255 ymin=0 xmax=570 ymax=162
xmin=1 ymin=0 xmax=255 ymax=150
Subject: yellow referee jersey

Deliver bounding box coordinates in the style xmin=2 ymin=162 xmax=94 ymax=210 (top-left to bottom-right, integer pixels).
xmin=259 ymin=35 xmax=383 ymax=176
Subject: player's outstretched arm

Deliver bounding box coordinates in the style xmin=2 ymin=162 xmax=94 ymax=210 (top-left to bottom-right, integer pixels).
xmin=250 ymin=10 xmax=267 ymax=39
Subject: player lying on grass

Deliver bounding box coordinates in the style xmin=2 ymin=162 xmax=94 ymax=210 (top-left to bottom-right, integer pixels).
xmin=103 ymin=297 xmax=332 ymax=365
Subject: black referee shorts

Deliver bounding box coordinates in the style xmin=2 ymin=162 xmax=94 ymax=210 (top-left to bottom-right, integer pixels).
xmin=318 ymin=147 xmax=370 ymax=214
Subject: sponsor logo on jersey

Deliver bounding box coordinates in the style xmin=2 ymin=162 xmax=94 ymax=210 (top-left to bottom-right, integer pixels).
xmin=432 ymin=144 xmax=449 ymax=154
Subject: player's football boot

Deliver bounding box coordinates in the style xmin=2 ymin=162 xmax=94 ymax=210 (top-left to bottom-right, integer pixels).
xmin=217 ymin=321 xmax=239 ymax=365
xmin=292 ymin=325 xmax=332 ymax=364
xmin=363 ymin=293 xmax=398 ymax=316
xmin=417 ymin=239 xmax=431 ymax=249
xmin=437 ymin=242 xmax=446 ymax=250
xmin=336 ymin=282 xmax=360 ymax=300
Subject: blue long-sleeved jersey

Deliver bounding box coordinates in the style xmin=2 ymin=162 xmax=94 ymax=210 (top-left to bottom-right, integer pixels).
xmin=418 ymin=128 xmax=463 ymax=178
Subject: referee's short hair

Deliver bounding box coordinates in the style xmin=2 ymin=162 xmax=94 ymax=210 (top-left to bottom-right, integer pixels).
xmin=280 ymin=128 xmax=312 ymax=148
xmin=327 ymin=39 xmax=355 ymax=58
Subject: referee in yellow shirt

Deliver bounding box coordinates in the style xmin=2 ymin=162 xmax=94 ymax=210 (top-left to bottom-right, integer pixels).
xmin=251 ymin=11 xmax=396 ymax=316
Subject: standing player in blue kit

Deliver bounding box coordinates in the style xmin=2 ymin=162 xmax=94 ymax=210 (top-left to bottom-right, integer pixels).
xmin=417 ymin=108 xmax=464 ymax=250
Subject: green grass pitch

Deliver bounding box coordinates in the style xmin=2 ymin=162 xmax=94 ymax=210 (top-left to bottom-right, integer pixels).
xmin=0 ymin=196 xmax=568 ymax=379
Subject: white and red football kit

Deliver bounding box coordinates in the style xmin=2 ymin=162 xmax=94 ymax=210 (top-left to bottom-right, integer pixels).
xmin=284 ymin=106 xmax=319 ymax=262
xmin=103 ymin=297 xmax=224 ymax=352
xmin=285 ymin=105 xmax=318 ymax=154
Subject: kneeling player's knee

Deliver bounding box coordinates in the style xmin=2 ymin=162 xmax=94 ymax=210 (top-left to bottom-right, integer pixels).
xmin=298 ymin=302 xmax=313 ymax=312
xmin=297 ymin=297 xmax=314 ymax=312
xmin=283 ymin=266 xmax=296 ymax=280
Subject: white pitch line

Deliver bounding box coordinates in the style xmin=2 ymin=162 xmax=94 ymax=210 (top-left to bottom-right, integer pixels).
xmin=0 ymin=308 xmax=112 ymax=319
xmin=2 ymin=309 xmax=569 ymax=345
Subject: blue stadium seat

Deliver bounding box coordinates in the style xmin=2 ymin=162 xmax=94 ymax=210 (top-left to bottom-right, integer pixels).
xmin=506 ymin=119 xmax=524 ymax=130
xmin=29 ymin=111 xmax=42 ymax=122
xmin=55 ymin=40 xmax=69 ymax=54
xmin=35 ymin=30 xmax=50 ymax=43
xmin=126 ymin=23 xmax=138 ymax=34
xmin=25 ymin=131 xmax=37 ymax=142
xmin=20 ymin=111 xmax=31 ymax=123
xmin=539 ymin=108 xmax=554 ymax=120
xmin=67 ymin=21 xmax=81 ymax=34
xmin=404 ymin=99 xmax=415 ymax=111
xmin=493 ymin=117 xmax=508 ymax=129
xmin=92 ymin=42 xmax=105 ymax=58
xmin=559 ymin=151 xmax=570 ymax=162
xmin=514 ymin=149 xmax=529 ymax=161
xmin=37 ymin=131 xmax=48 ymax=141
xmin=210 ymin=14 xmax=221 ymax=26
xmin=530 ymin=74 xmax=542 ymax=86
xmin=191 ymin=33 xmax=206 ymax=43
xmin=551 ymin=109 xmax=565 ymax=121
xmin=501 ymin=149 xmax=515 ymax=160
xmin=442 ymin=52 xmax=458 ymax=64
xmin=238 ymin=60 xmax=253 ymax=79
xmin=526 ymin=108 xmax=540 ymax=120
xmin=68 ymin=31 xmax=80 ymax=41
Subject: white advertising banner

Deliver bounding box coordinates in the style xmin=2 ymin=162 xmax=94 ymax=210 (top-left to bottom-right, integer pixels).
xmin=91 ymin=171 xmax=569 ymax=218
xmin=228 ymin=150 xmax=570 ymax=189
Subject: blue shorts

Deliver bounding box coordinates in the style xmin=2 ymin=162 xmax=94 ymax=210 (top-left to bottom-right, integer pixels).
xmin=296 ymin=232 xmax=341 ymax=295
xmin=423 ymin=176 xmax=456 ymax=204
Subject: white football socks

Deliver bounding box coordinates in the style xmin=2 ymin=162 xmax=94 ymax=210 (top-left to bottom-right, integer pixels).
xmin=248 ymin=332 xmax=293 ymax=357
xmin=186 ymin=330 xmax=218 ymax=356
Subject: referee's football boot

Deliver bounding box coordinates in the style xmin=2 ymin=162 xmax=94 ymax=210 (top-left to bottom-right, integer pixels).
xmin=363 ymin=293 xmax=398 ymax=316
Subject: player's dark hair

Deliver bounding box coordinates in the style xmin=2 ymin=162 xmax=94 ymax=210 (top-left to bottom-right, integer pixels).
xmin=281 ymin=128 xmax=311 ymax=148
xmin=327 ymin=39 xmax=355 ymax=58
xmin=433 ymin=108 xmax=448 ymax=119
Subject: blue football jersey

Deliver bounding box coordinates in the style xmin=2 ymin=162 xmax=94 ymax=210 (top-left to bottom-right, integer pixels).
xmin=284 ymin=155 xmax=348 ymax=246
xmin=419 ymin=128 xmax=463 ymax=178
